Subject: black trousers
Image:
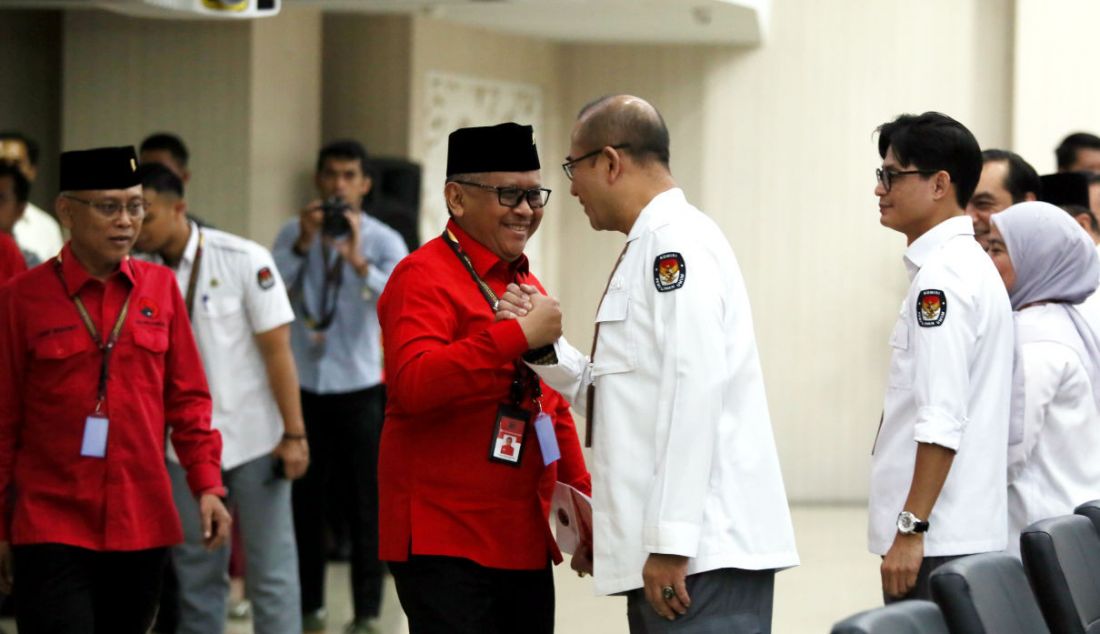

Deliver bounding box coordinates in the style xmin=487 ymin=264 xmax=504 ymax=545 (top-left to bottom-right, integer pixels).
xmin=390 ymin=555 xmax=554 ymax=634
xmin=13 ymin=544 xmax=168 ymax=634
xmin=293 ymin=385 xmax=385 ymax=619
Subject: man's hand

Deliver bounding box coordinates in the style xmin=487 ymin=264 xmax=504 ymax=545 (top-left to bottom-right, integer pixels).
xmin=199 ymin=494 xmax=232 ymax=551
xmin=516 ymin=292 xmax=562 ymax=349
xmin=495 ymin=283 xmax=535 ymax=321
xmin=642 ymin=553 xmax=691 ymax=620
xmin=881 ymin=533 xmax=923 ymax=599
xmin=0 ymin=541 xmax=13 ymax=594
xmin=571 ymin=542 xmax=593 ymax=577
xmin=295 ymin=200 xmax=324 ymax=254
xmin=273 ymin=437 xmax=310 ymax=480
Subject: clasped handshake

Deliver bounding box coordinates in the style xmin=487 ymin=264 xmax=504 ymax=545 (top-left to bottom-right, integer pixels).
xmin=496 ymin=283 xmax=563 ymax=350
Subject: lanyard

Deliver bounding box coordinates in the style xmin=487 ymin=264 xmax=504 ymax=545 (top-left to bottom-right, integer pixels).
xmin=53 ymin=255 xmax=133 ymax=413
xmin=184 ymin=229 xmax=205 ymax=318
xmin=293 ymin=242 xmax=343 ymax=331
xmin=441 ymin=229 xmax=541 ymax=407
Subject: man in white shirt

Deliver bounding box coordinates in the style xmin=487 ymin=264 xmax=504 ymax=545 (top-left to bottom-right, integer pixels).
xmin=134 ymin=163 xmax=309 ymax=634
xmin=870 ymin=112 xmax=1013 ymax=602
xmin=502 ymin=95 xmax=798 ymax=633
xmin=965 ymin=149 xmax=1039 ymax=249
xmin=0 ymin=131 xmax=64 ymax=262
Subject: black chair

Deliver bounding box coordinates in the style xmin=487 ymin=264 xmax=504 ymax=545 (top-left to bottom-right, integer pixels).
xmin=930 ymin=552 xmax=1050 ymax=634
xmin=1075 ymin=499 xmax=1100 ymax=536
xmin=830 ymin=600 xmax=947 ymax=634
xmin=1021 ymin=514 xmax=1100 ymax=634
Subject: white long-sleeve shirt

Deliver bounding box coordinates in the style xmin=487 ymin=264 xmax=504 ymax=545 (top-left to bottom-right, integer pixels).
xmin=1007 ymin=304 xmax=1100 ymax=556
xmin=530 ymin=188 xmax=798 ymax=596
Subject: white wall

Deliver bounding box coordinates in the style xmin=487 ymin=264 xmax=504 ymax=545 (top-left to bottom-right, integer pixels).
xmin=1013 ymin=0 xmax=1100 ymax=173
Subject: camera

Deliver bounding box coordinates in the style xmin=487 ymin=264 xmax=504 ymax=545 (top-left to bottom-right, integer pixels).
xmin=321 ymin=196 xmax=352 ymax=239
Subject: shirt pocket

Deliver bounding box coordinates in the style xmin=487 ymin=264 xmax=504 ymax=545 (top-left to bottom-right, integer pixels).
xmin=886 ymin=319 xmax=912 ymax=389
xmin=592 ymin=290 xmax=636 ymax=376
xmin=198 ymin=295 xmax=243 ymax=319
xmin=132 ymin=327 xmax=169 ymax=355
xmin=32 ymin=330 xmax=93 ymax=361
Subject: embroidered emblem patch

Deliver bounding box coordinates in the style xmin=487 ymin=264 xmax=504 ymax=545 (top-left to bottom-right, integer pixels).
xmin=653 ymin=252 xmax=686 ymax=292
xmin=917 ymin=289 xmax=946 ymax=327
xmin=257 ymin=267 xmax=275 ymax=291
xmin=138 ymin=297 xmax=159 ymax=319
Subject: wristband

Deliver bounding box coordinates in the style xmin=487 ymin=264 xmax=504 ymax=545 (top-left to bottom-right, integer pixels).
xmin=283 ymin=432 xmax=307 ymax=441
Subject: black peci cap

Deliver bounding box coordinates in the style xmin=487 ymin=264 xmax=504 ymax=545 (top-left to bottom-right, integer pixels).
xmin=1039 ymin=172 xmax=1090 ymax=208
xmin=60 ymin=146 xmax=140 ymax=192
xmin=446 ymin=123 xmax=540 ymax=177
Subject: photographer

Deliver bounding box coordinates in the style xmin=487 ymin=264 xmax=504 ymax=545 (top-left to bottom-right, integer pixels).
xmin=272 ymin=140 xmax=408 ymax=634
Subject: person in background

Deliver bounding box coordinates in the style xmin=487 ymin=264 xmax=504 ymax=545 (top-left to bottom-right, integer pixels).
xmin=0 ymin=131 xmax=63 ymax=263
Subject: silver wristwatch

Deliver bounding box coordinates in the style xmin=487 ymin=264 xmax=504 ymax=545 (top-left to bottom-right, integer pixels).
xmin=896 ymin=511 xmax=930 ymax=535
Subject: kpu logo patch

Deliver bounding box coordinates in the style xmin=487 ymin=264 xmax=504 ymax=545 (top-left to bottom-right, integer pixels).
xmin=653 ymin=252 xmax=686 ymax=292
xmin=257 ymin=267 xmax=275 ymax=291
xmin=917 ymin=289 xmax=946 ymax=327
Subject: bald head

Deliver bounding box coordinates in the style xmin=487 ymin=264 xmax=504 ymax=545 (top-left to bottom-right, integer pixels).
xmin=574 ymin=95 xmax=670 ymax=169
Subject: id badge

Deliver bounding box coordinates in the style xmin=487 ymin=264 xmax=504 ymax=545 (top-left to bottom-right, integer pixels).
xmin=489 ymin=404 xmax=529 ymax=466
xmin=81 ymin=415 xmax=109 ymax=458
xmin=533 ymin=412 xmax=560 ymax=466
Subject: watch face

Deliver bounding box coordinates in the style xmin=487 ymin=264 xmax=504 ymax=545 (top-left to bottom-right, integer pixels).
xmin=897 ymin=512 xmax=915 ymax=532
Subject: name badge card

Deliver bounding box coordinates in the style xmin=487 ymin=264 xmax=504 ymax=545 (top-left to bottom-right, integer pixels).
xmin=81 ymin=415 xmax=109 ymax=458
xmin=533 ymin=412 xmax=560 ymax=466
xmin=489 ymin=404 xmax=529 ymax=466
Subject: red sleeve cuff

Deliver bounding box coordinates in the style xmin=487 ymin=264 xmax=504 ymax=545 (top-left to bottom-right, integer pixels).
xmin=185 ymin=464 xmax=224 ymax=498
xmin=489 ymin=319 xmax=529 ymax=362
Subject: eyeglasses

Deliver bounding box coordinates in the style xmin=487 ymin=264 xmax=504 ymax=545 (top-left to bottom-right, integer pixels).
xmin=562 ymin=144 xmax=631 ymax=180
xmin=451 ymin=180 xmax=551 ymax=209
xmin=63 ymin=194 xmax=147 ymax=218
xmin=876 ymin=168 xmax=937 ymax=193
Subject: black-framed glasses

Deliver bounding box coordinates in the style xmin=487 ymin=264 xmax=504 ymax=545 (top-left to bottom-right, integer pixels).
xmin=876 ymin=168 xmax=937 ymax=192
xmin=562 ymin=144 xmax=631 ymax=180
xmin=62 ymin=194 xmax=147 ymax=218
xmin=452 ymin=180 xmax=551 ymax=209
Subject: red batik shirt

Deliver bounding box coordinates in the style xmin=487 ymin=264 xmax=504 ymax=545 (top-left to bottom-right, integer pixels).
xmin=0 ymin=244 xmax=222 ymax=550
xmin=378 ymin=220 xmax=591 ymax=570
xmin=0 ymin=233 xmax=25 ymax=285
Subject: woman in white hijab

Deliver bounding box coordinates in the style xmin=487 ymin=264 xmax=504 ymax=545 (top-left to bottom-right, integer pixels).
xmin=988 ymin=201 xmax=1100 ymax=555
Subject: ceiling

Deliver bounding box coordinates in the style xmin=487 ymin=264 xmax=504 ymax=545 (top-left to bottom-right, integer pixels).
xmin=0 ymin=0 xmax=769 ymax=45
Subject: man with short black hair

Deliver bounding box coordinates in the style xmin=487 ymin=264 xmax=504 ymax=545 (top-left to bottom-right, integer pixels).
xmin=135 ymin=162 xmax=307 ymax=634
xmin=273 ymin=140 xmax=408 ymax=634
xmin=0 ymin=131 xmax=64 ymax=262
xmin=966 ymin=149 xmax=1039 ymax=246
xmin=140 ymin=132 xmax=191 ymax=184
xmin=0 ymin=145 xmax=230 ymax=632
xmin=0 ymin=161 xmax=39 ymax=266
xmin=1056 ymin=132 xmax=1100 ymax=174
xmin=871 ymin=112 xmax=1013 ymax=602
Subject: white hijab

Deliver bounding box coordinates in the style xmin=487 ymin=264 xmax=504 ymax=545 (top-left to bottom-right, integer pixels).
xmin=992 ymin=202 xmax=1100 ymax=442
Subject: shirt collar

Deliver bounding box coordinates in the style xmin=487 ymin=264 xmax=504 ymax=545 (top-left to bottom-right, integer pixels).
xmin=626 ymin=187 xmax=683 ymax=243
xmin=903 ymin=215 xmax=975 ymax=281
xmin=57 ymin=242 xmax=137 ymax=293
xmin=445 ymin=218 xmax=530 ymax=278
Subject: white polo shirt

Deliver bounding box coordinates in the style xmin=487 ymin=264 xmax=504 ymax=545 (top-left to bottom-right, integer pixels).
xmin=13 ymin=202 xmax=63 ymax=263
xmin=159 ymin=223 xmax=295 ymax=470
xmin=531 ymin=188 xmax=799 ymax=595
xmin=868 ymin=215 xmax=1013 ymax=557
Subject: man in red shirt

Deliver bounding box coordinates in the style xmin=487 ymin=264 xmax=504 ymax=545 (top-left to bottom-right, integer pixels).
xmin=377 ymin=123 xmax=590 ymax=634
xmin=0 ymin=232 xmax=24 ymax=284
xmin=0 ymin=146 xmax=230 ymax=633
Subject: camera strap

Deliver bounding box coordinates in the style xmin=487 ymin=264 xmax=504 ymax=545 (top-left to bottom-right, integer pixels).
xmin=294 ymin=241 xmax=343 ymax=331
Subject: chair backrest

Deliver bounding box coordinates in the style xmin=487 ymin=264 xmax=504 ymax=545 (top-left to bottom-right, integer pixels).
xmin=1076 ymin=500 xmax=1100 ymax=537
xmin=1021 ymin=514 xmax=1100 ymax=634
xmin=930 ymin=552 xmax=1050 ymax=634
xmin=830 ymin=600 xmax=948 ymax=634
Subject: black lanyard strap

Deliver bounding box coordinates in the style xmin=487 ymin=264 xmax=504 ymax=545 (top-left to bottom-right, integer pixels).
xmin=292 ymin=241 xmax=343 ymax=331
xmin=183 ymin=229 xmax=205 ymax=319
xmin=53 ymin=256 xmax=133 ymax=412
xmin=441 ymin=229 xmax=541 ymax=406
